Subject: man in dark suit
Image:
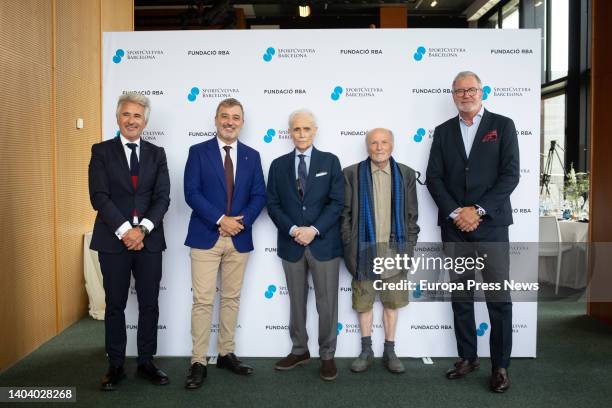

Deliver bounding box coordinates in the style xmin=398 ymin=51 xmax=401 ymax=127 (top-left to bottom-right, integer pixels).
xmin=426 ymin=71 xmax=520 ymax=393
xmin=183 ymin=98 xmax=266 ymax=390
xmin=89 ymin=92 xmax=171 ymax=391
xmin=267 ymin=109 xmax=344 ymax=381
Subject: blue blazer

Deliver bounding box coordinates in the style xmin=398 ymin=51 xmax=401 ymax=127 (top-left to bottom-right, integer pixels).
xmin=267 ymin=146 xmax=344 ymax=262
xmin=184 ymin=138 xmax=266 ymax=252
xmin=426 ymin=109 xmax=520 ymax=227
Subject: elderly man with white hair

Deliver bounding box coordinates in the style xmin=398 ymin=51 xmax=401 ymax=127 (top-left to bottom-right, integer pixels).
xmin=267 ymin=109 xmax=344 ymax=381
xmin=340 ymin=128 xmax=419 ymax=374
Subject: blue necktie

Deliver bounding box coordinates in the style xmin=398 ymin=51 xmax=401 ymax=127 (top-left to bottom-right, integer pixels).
xmin=297 ymin=154 xmax=307 ymax=199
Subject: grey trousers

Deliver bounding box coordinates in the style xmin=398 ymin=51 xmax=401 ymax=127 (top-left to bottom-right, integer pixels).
xmin=281 ymin=248 xmax=340 ymax=360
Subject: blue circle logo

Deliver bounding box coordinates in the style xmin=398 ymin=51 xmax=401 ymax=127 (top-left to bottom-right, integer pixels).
xmin=263 ymin=128 xmax=276 ymax=143
xmin=331 ymin=86 xmax=343 ymax=101
xmin=413 ymin=283 xmax=423 ymax=298
xmin=113 ymin=49 xmax=125 ymax=64
xmin=482 ymin=85 xmax=492 ymax=100
xmin=187 ymin=86 xmax=200 ymax=102
xmin=476 ymin=322 xmax=489 ymax=336
xmin=263 ymin=47 xmax=276 ymax=62
xmin=413 ymin=46 xmax=426 ymax=61
xmin=264 ymin=284 xmax=277 ymax=299
xmin=413 ymin=128 xmax=426 ymax=143
xmin=336 ymin=322 xmax=343 ymax=335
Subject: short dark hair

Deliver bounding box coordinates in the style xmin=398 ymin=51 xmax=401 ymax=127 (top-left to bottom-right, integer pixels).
xmin=215 ymin=98 xmax=244 ymax=117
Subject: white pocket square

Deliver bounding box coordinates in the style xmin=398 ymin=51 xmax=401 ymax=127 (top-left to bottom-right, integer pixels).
xmin=315 ymin=172 xmax=328 ymax=177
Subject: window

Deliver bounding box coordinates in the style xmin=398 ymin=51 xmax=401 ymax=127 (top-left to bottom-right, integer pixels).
xmin=550 ymin=0 xmax=569 ymax=80
xmin=541 ymin=94 xmax=566 ymax=179
xmin=502 ymin=0 xmax=520 ymax=29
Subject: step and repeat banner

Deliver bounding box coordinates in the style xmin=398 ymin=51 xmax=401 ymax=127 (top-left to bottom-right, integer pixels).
xmin=103 ymin=29 xmax=540 ymax=358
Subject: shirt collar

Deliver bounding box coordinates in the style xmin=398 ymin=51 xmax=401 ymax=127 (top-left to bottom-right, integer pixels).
xmin=458 ymin=105 xmax=484 ymax=126
xmin=295 ymin=145 xmax=313 ymax=158
xmin=120 ymin=134 xmax=140 ymax=146
xmin=217 ymin=137 xmax=238 ymax=151
xmin=370 ymin=160 xmax=391 ymax=174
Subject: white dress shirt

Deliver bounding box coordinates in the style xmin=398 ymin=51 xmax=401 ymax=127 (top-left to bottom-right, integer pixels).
xmin=114 ymin=134 xmax=154 ymax=239
xmin=216 ymin=137 xmax=238 ymax=225
xmin=289 ymin=145 xmax=319 ymax=237
xmin=450 ymin=106 xmax=486 ymax=220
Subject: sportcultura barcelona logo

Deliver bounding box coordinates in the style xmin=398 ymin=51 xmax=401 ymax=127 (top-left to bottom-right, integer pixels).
xmin=263 ymin=47 xmax=276 ymax=62
xmin=113 ymin=49 xmax=125 ymax=64
xmin=330 ymin=86 xmax=343 ymax=101
xmin=413 ymin=46 xmax=426 ymax=61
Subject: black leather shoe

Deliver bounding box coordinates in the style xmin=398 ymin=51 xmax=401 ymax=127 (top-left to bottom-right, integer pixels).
xmin=137 ymin=361 xmax=170 ymax=385
xmin=490 ymin=368 xmax=511 ymax=393
xmin=185 ymin=362 xmax=207 ymax=390
xmin=216 ymin=353 xmax=253 ymax=375
xmin=445 ymin=358 xmax=480 ymax=379
xmin=100 ymin=365 xmax=125 ymax=391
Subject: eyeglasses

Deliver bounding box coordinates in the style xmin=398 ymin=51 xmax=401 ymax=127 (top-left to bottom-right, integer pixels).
xmin=452 ymin=87 xmax=481 ymax=97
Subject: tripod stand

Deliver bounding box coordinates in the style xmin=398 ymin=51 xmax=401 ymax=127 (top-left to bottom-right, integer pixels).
xmin=540 ymin=140 xmax=567 ymax=196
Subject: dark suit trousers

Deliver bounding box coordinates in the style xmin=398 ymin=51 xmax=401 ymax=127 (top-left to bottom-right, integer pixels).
xmin=441 ymin=222 xmax=512 ymax=369
xmin=98 ymin=250 xmax=162 ymax=366
xmin=281 ymin=248 xmax=340 ymax=360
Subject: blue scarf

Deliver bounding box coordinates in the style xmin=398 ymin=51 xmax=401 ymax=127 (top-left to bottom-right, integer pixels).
xmin=357 ymin=157 xmax=406 ymax=281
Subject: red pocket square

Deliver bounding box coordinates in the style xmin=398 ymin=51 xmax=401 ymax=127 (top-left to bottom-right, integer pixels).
xmin=482 ymin=130 xmax=498 ymax=142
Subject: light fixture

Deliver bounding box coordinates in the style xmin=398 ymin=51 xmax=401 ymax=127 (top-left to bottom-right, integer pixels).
xmin=430 ymin=0 xmax=438 ymax=7
xmin=535 ymin=1 xmax=543 ymax=7
xmin=299 ymin=4 xmax=311 ymax=18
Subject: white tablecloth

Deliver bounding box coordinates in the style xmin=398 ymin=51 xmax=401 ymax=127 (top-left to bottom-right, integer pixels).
xmin=558 ymin=220 xmax=589 ymax=243
xmin=539 ymin=220 xmax=589 ymax=290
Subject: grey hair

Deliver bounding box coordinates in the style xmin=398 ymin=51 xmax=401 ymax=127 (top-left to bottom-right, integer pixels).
xmin=116 ymin=92 xmax=151 ymax=123
xmin=215 ymin=98 xmax=244 ymax=117
xmin=288 ymin=109 xmax=317 ymax=128
xmin=452 ymin=71 xmax=483 ymax=89
xmin=366 ymin=128 xmax=394 ymax=145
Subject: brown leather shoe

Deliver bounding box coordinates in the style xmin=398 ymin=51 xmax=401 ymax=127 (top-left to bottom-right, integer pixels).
xmin=320 ymin=358 xmax=337 ymax=381
xmin=274 ymin=352 xmax=310 ymax=370
xmin=445 ymin=358 xmax=480 ymax=379
xmin=490 ymin=368 xmax=511 ymax=393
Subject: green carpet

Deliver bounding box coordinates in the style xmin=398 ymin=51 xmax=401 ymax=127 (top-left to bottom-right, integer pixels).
xmin=1 ymin=302 xmax=611 ymax=408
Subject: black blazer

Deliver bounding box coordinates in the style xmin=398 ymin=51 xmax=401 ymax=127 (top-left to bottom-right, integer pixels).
xmin=426 ymin=109 xmax=520 ymax=227
xmin=89 ymin=137 xmax=170 ymax=253
xmin=266 ymin=147 xmax=344 ymax=262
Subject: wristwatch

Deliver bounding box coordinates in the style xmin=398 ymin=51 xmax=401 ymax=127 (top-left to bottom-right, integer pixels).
xmin=473 ymin=206 xmax=486 ymax=217
xmin=138 ymin=225 xmax=150 ymax=236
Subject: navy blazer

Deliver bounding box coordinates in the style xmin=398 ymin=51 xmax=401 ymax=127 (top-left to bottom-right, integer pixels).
xmin=426 ymin=109 xmax=520 ymax=227
xmin=184 ymin=137 xmax=266 ymax=253
xmin=267 ymin=146 xmax=344 ymax=262
xmin=89 ymin=136 xmax=170 ymax=253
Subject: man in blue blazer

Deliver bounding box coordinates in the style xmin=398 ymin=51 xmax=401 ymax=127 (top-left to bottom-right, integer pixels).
xmin=267 ymin=109 xmax=344 ymax=381
xmin=183 ymin=98 xmax=266 ymax=389
xmin=426 ymin=71 xmax=520 ymax=393
xmin=89 ymin=92 xmax=170 ymax=390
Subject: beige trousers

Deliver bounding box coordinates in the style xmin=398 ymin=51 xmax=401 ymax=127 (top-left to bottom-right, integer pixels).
xmin=190 ymin=237 xmax=249 ymax=365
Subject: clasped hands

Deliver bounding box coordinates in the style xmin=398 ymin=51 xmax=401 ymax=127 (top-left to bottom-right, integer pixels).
xmin=218 ymin=215 xmax=245 ymax=237
xmin=454 ymin=206 xmax=482 ymax=232
xmin=122 ymin=227 xmax=145 ymax=251
xmin=291 ymin=226 xmax=317 ymax=246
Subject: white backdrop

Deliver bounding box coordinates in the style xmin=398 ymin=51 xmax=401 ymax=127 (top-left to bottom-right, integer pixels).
xmin=102 ymin=29 xmax=540 ymax=358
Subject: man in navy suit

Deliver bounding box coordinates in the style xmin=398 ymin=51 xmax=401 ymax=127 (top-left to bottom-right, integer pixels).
xmin=89 ymin=92 xmax=171 ymax=390
xmin=426 ymin=71 xmax=520 ymax=393
xmin=183 ymin=98 xmax=266 ymax=390
xmin=267 ymin=110 xmax=344 ymax=381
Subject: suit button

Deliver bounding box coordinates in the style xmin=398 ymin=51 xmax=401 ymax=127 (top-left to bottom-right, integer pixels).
xmin=302 ymin=206 xmax=306 ymax=211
